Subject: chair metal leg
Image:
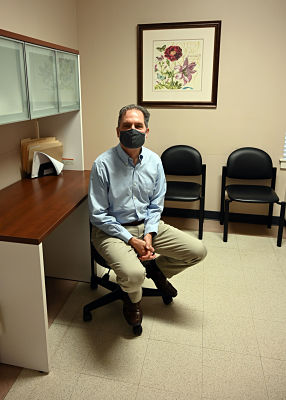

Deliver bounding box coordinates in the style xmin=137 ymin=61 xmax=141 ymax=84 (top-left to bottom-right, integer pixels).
xmin=198 ymin=197 xmax=204 ymax=240
xmin=84 ymin=287 xmax=123 ymax=314
xmin=277 ymin=202 xmax=285 ymax=247
xmin=220 ymin=167 xmax=226 ymax=225
xmin=267 ymin=203 xmax=274 ymax=229
xmin=90 ymin=253 xmax=98 ymax=290
xmin=223 ymin=199 xmax=230 ymax=242
xmin=220 ymin=200 xmax=225 ymax=225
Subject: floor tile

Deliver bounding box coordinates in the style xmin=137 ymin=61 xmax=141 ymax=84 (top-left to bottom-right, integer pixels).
xmin=204 ymin=247 xmax=245 ymax=288
xmin=202 ymin=231 xmax=238 ymax=249
xmin=4 ymin=368 xmax=79 ymax=400
xmin=170 ymin=265 xmax=204 ymax=311
xmin=82 ymin=332 xmax=148 ymax=385
xmin=71 ymin=289 xmax=155 ymax=339
xmin=150 ymin=305 xmax=203 ymax=347
xmin=51 ymin=325 xmax=94 ymax=372
xmin=54 ymin=282 xmax=100 ymax=325
xmin=204 ymin=281 xmax=252 ymax=318
xmin=45 ymin=277 xmax=77 ymax=326
xmin=3 ymin=227 xmax=286 ymax=400
xmin=140 ymin=340 xmax=202 ymax=398
xmin=204 ymin=246 xmax=241 ymax=268
xmin=0 ymin=364 xmax=21 ymax=400
xmin=261 ymin=357 xmax=286 ymax=400
xmin=202 ymin=348 xmax=268 ymax=399
xmin=272 ymin=244 xmax=286 ymax=276
xmin=240 ymin=250 xmax=282 ymax=273
xmin=203 ymin=312 xmax=259 ymax=356
xmin=248 ymin=287 xmax=286 ymax=322
xmin=236 ymin=234 xmax=275 ymax=253
xmin=270 ymin=235 xmax=286 ymax=251
xmin=244 ymin=269 xmax=286 ymax=294
xmin=136 ymin=385 xmax=191 ymax=400
xmin=47 ymin=322 xmax=69 ymax=358
xmin=70 ymin=373 xmax=138 ymax=400
xmin=254 ymin=319 xmax=286 ymax=360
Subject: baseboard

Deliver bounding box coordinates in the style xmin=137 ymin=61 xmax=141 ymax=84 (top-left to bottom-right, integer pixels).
xmin=162 ymin=207 xmax=285 ymax=226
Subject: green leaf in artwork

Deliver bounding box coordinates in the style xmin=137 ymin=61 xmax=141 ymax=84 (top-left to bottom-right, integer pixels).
xmin=156 ymin=45 xmax=166 ymax=52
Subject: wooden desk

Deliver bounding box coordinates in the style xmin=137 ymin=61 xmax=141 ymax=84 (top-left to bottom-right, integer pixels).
xmin=0 ymin=170 xmax=90 ymax=372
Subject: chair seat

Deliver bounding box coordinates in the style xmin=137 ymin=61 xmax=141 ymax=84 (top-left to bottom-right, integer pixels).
xmin=165 ymin=181 xmax=201 ymax=202
xmin=226 ymin=185 xmax=279 ymax=203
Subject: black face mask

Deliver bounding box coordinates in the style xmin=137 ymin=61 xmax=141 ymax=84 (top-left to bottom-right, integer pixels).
xmin=119 ymin=129 xmax=146 ymax=149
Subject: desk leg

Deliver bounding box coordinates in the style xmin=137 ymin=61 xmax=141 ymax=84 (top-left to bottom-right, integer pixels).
xmin=0 ymin=242 xmax=49 ymax=372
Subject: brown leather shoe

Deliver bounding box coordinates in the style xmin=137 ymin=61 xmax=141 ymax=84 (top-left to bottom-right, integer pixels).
xmin=144 ymin=260 xmax=178 ymax=298
xmin=122 ymin=291 xmax=143 ymax=327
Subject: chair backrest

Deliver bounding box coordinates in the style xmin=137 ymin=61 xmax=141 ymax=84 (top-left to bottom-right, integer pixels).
xmin=161 ymin=145 xmax=202 ymax=176
xmin=226 ymin=147 xmax=273 ymax=179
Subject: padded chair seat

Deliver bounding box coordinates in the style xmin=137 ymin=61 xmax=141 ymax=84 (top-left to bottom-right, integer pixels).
xmin=165 ymin=181 xmax=201 ymax=202
xmin=226 ymin=185 xmax=279 ymax=203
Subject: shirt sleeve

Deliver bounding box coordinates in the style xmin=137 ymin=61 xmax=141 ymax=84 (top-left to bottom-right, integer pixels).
xmin=88 ymin=161 xmax=133 ymax=243
xmin=144 ymin=160 xmax=166 ymax=236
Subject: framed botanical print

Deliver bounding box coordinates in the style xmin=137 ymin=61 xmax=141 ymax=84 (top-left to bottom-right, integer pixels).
xmin=137 ymin=21 xmax=221 ymax=108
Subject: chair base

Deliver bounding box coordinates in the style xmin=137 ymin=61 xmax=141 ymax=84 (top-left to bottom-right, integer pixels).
xmin=83 ymin=273 xmax=173 ymax=335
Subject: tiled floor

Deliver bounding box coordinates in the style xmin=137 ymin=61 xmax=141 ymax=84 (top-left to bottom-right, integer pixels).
xmin=1 ymin=218 xmax=286 ymax=400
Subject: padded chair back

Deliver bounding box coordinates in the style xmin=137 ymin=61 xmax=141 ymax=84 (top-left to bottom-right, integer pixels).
xmin=161 ymin=145 xmax=202 ymax=176
xmin=227 ymin=147 xmax=273 ymax=179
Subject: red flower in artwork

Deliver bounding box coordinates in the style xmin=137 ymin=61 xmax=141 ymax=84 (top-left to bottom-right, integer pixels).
xmin=164 ymin=46 xmax=182 ymax=61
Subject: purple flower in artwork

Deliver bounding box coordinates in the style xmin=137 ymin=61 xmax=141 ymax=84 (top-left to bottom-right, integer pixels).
xmin=156 ymin=55 xmax=164 ymax=62
xmin=154 ymin=64 xmax=158 ymax=72
xmin=175 ymin=58 xmax=197 ymax=85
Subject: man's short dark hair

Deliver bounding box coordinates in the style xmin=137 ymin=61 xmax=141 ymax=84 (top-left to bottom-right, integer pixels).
xmin=117 ymin=104 xmax=150 ymax=128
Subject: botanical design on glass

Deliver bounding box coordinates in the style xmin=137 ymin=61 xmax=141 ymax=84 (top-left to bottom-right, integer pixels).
xmin=59 ymin=58 xmax=75 ymax=90
xmin=153 ymin=40 xmax=203 ymax=91
xmin=33 ymin=54 xmax=56 ymax=90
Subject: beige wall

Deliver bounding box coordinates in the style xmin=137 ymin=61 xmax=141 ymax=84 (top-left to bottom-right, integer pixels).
xmin=1 ymin=0 xmax=286 ymax=214
xmin=77 ymin=0 xmax=286 ymax=213
xmin=0 ymin=0 xmax=78 ymax=189
xmin=0 ymin=0 xmax=78 ymax=48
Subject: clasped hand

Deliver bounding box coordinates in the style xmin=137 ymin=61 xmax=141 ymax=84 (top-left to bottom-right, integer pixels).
xmin=128 ymin=233 xmax=156 ymax=261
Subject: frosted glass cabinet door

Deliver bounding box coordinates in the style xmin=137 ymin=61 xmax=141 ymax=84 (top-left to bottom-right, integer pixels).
xmin=0 ymin=37 xmax=29 ymax=125
xmin=25 ymin=44 xmax=59 ymax=118
xmin=56 ymin=52 xmax=80 ymax=112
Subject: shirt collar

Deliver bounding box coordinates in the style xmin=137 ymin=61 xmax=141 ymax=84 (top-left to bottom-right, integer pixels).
xmin=115 ymin=144 xmax=145 ymax=165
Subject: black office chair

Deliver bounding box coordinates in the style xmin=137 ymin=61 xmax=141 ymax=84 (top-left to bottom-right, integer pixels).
xmin=220 ymin=147 xmax=285 ymax=247
xmin=83 ymin=224 xmax=173 ymax=335
xmin=161 ymin=145 xmax=206 ymax=239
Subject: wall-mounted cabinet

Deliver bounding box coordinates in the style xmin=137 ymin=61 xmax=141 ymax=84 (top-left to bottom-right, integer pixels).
xmin=26 ymin=44 xmax=59 ymax=119
xmin=0 ymin=37 xmax=29 ymax=124
xmin=0 ymin=33 xmax=80 ymax=125
xmin=56 ymin=52 xmax=80 ymax=113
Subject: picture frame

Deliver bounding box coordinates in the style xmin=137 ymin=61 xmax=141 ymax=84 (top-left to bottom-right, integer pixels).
xmin=137 ymin=21 xmax=221 ymax=109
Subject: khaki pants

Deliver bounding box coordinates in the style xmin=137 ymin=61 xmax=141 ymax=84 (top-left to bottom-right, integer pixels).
xmin=91 ymin=220 xmax=207 ymax=303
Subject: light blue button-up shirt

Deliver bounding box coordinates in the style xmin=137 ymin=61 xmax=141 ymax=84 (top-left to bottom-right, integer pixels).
xmin=88 ymin=144 xmax=166 ymax=243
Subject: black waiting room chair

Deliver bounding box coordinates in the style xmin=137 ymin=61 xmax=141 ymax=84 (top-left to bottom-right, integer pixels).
xmin=83 ymin=224 xmax=173 ymax=336
xmin=220 ymin=147 xmax=285 ymax=247
xmin=161 ymin=145 xmax=206 ymax=239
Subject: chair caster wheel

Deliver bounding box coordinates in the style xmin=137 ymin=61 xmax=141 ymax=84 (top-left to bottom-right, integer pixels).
xmin=83 ymin=310 xmax=92 ymax=322
xmin=133 ymin=325 xmax=143 ymax=336
xmin=163 ymin=296 xmax=173 ymax=305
